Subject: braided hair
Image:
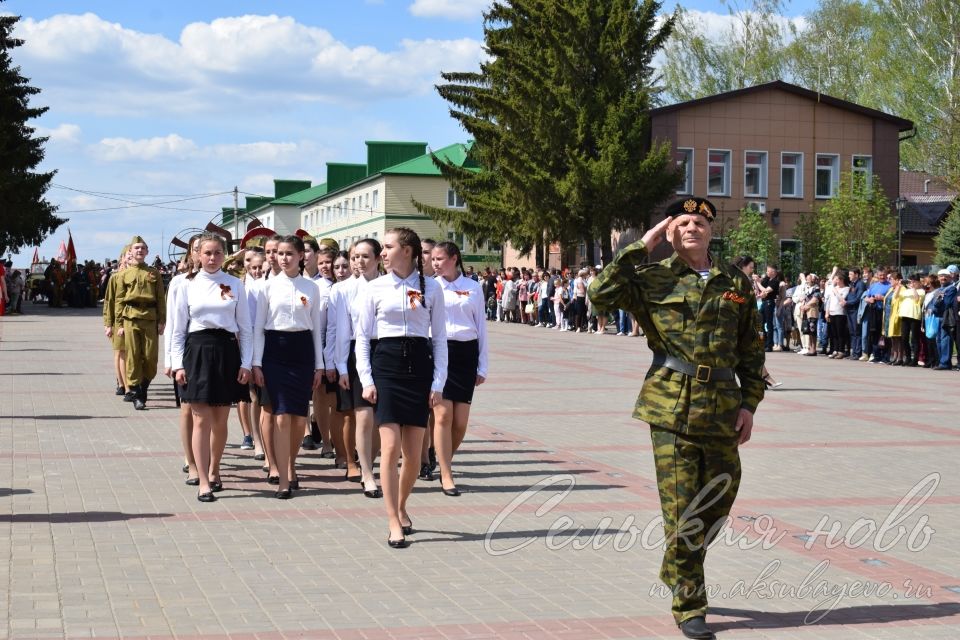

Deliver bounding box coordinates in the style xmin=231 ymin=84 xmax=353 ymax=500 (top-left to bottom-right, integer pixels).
xmin=387 ymin=226 xmax=424 ymax=297
xmin=433 ymin=241 xmax=464 ymax=278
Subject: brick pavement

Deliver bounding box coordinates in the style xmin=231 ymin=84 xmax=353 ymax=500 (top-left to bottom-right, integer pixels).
xmin=2 ymin=304 xmax=960 ymax=639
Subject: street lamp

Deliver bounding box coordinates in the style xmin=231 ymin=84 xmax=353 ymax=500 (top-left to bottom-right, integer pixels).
xmin=894 ymin=196 xmax=905 ymax=269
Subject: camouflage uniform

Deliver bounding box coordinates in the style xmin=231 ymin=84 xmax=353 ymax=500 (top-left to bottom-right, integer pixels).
xmin=588 ymin=242 xmax=765 ymax=624
xmin=111 ymin=259 xmax=165 ymax=405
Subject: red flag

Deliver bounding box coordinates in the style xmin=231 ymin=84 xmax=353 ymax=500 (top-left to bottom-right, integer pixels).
xmin=31 ymin=247 xmax=39 ymax=265
xmin=56 ymin=240 xmax=68 ymax=264
xmin=66 ymin=229 xmax=77 ymax=268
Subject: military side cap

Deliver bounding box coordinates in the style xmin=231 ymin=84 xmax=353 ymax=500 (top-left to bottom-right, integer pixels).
xmin=664 ymin=197 xmax=716 ymax=222
xmin=318 ymin=237 xmax=339 ymax=252
xmin=130 ymin=235 xmax=147 ymax=244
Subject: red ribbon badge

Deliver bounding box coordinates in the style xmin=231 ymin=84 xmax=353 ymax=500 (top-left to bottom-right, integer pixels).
xmin=219 ymin=284 xmax=233 ymax=300
xmin=722 ymin=291 xmax=746 ymax=304
xmin=300 ymin=295 xmax=308 ymax=306
xmin=454 ymin=290 xmax=471 ymax=297
xmin=407 ymin=290 xmax=424 ymax=309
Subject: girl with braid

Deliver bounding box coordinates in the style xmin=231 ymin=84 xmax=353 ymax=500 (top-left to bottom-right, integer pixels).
xmin=356 ymin=228 xmax=447 ymax=548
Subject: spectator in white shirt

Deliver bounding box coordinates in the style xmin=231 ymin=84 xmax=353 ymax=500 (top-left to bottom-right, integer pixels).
xmin=431 ymin=241 xmax=488 ymax=497
xmin=171 ymin=234 xmax=252 ymax=502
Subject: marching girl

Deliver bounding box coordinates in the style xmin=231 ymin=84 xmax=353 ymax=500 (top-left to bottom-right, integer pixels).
xmin=430 ymin=241 xmax=487 ymax=496
xmin=356 ymin=228 xmax=447 ymax=547
xmin=256 ymin=236 xmax=284 ymax=481
xmin=238 ymin=247 xmax=266 ymax=460
xmin=324 ymin=250 xmax=357 ymax=473
xmin=170 ymin=234 xmax=252 ymax=502
xmin=104 ymin=245 xmax=131 ymax=397
xmin=162 ymin=235 xmax=201 ymax=480
xmin=333 ymin=240 xmax=383 ymax=494
xmin=310 ymin=242 xmax=344 ymax=460
xmin=252 ymin=235 xmax=326 ymax=499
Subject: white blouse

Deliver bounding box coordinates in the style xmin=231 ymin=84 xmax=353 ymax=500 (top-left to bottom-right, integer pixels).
xmin=170 ymin=270 xmax=252 ymax=370
xmin=437 ymin=274 xmax=488 ymax=378
xmin=355 ymin=271 xmax=448 ymax=391
xmin=163 ymin=272 xmax=188 ymax=369
xmin=252 ymin=271 xmax=325 ymax=369
xmin=331 ymin=276 xmax=378 ymax=375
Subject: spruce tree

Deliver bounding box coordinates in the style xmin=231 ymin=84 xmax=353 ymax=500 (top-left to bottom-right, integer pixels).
xmin=416 ymin=0 xmax=680 ymax=264
xmin=934 ymin=202 xmax=960 ymax=266
xmin=0 ymin=5 xmax=63 ymax=256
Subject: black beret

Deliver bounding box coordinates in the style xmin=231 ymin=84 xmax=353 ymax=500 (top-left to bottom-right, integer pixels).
xmin=664 ymin=197 xmax=716 ymax=222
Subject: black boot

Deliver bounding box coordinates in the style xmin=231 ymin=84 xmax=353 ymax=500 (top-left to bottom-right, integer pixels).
xmin=679 ymin=616 xmax=715 ymax=639
xmin=133 ymin=383 xmax=147 ymax=411
xmin=123 ymin=385 xmax=137 ymax=402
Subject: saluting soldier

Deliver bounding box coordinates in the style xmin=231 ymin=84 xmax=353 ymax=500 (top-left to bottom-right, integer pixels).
xmin=112 ymin=236 xmax=166 ymax=410
xmin=589 ymin=197 xmax=765 ymax=640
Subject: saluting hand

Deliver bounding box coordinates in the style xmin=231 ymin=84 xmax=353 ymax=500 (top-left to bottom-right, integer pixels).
xmin=641 ymin=217 xmax=673 ymax=253
xmin=237 ymin=368 xmax=251 ymax=385
xmin=362 ymin=385 xmax=377 ymax=404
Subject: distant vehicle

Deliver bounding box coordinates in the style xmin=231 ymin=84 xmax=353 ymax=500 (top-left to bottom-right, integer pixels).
xmin=26 ymin=261 xmax=50 ymax=302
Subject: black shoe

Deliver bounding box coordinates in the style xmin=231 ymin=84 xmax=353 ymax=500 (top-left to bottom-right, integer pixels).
xmin=418 ymin=463 xmax=435 ymax=481
xmin=275 ymin=489 xmax=292 ymax=499
xmin=387 ymin=536 xmax=408 ymax=549
xmin=123 ymin=391 xmax=136 ymax=402
xmin=346 ymin=472 xmax=363 ymax=483
xmin=267 ymin=476 xmax=280 ymax=485
xmin=185 ymin=477 xmax=200 ymax=486
xmin=210 ymin=480 xmax=223 ymax=492
xmin=363 ymin=487 xmax=382 ymax=498
xmin=301 ymin=435 xmax=318 ymax=450
xmin=428 ymin=446 xmax=437 ymax=472
xmin=115 ymin=385 xmax=125 ymax=396
xmin=679 ymin=616 xmax=715 ymax=639
xmin=182 ymin=464 xmax=190 ymax=473
xmin=442 ymin=486 xmax=461 ymax=497
xmin=197 ymin=492 xmax=216 ymax=503
xmin=253 ymin=453 xmax=265 ymax=461
xmin=401 ymin=520 xmax=414 ymax=536
xmin=289 ymin=478 xmax=300 ymax=491
xmin=133 ymin=398 xmax=146 ymax=410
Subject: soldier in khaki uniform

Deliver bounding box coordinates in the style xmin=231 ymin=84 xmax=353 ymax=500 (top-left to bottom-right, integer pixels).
xmin=103 ymin=245 xmax=132 ymax=397
xmin=108 ymin=236 xmax=166 ymax=410
xmin=589 ymin=197 xmax=765 ymax=640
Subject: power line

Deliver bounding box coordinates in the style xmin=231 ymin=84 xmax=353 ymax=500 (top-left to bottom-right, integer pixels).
xmin=52 ymin=184 xmax=230 ymax=198
xmin=51 ymin=184 xmax=232 ymax=214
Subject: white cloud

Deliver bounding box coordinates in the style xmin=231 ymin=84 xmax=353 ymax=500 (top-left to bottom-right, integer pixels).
xmin=34 ymin=123 xmax=82 ymax=144
xmin=409 ymin=0 xmax=490 ymax=21
xmin=92 ymin=134 xmax=198 ymax=161
xmin=12 ymin=13 xmax=486 ymax=114
xmin=680 ymin=9 xmax=807 ymax=43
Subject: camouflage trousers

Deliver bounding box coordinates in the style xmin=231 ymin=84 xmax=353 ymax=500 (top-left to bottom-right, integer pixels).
xmin=650 ymin=427 xmax=741 ymax=624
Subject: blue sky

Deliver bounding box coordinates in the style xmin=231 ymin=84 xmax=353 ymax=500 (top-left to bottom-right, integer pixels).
xmin=5 ymin=0 xmax=816 ymax=265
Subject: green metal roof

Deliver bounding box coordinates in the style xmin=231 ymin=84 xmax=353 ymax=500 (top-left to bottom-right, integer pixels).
xmin=273 ymin=183 xmax=328 ymax=205
xmin=274 ymin=179 xmax=312 ymax=199
xmin=366 ymin=141 xmax=428 ymax=175
xmin=380 ymin=141 xmax=477 ymax=176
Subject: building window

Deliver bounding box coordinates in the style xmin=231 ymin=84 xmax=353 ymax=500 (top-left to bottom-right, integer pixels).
xmin=371 ymin=232 xmax=377 ymax=240
xmin=815 ymin=154 xmax=840 ymax=198
xmin=676 ymin=148 xmax=693 ymax=195
xmin=707 ymin=149 xmax=731 ymax=196
xmin=447 ymin=188 xmax=466 ymax=208
xmin=372 ymin=190 xmax=379 ymax=211
xmin=852 ymin=155 xmax=872 ymax=191
xmin=780 ymin=152 xmax=803 ymax=198
xmin=365 ymin=193 xmax=370 ymax=209
xmin=744 ymin=151 xmax=767 ymax=198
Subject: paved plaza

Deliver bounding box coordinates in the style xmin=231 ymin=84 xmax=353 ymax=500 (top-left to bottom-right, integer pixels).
xmin=2 ymin=303 xmax=960 ymax=639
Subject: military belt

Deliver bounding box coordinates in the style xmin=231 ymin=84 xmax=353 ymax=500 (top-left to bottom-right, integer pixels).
xmin=650 ymin=353 xmax=735 ymax=383
xmin=124 ymin=301 xmax=155 ymax=309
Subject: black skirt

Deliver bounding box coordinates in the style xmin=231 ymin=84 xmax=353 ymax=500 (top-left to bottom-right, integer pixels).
xmin=181 ymin=329 xmax=246 ymax=406
xmin=262 ymin=330 xmax=314 ymax=417
xmin=337 ymin=339 xmax=378 ymax=412
xmin=372 ymin=337 xmax=433 ymax=427
xmin=443 ymin=339 xmax=479 ymax=404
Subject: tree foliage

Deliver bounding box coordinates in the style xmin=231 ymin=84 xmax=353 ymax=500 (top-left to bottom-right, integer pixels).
xmin=0 ymin=7 xmax=63 ymax=255
xmin=415 ymin=0 xmax=681 ymax=264
xmin=815 ymin=172 xmax=896 ymax=270
xmin=934 ymin=202 xmax=960 ymax=267
xmin=725 ymin=206 xmax=778 ymax=267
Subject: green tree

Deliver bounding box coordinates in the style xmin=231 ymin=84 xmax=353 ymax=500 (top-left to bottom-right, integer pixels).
xmin=725 ymin=206 xmax=778 ymax=266
xmin=815 ymin=172 xmax=896 ymax=269
xmin=415 ymin=0 xmax=680 ymax=264
xmin=792 ymin=210 xmax=823 ymax=275
xmin=660 ymin=0 xmax=796 ymax=102
xmin=934 ymin=202 xmax=960 ymax=266
xmin=0 ymin=5 xmax=63 ymax=255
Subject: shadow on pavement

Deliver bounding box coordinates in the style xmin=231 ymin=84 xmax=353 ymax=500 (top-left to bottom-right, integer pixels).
xmin=413 ymin=482 xmax=626 ymax=494
xmin=0 ymin=488 xmax=33 ymax=497
xmin=409 ymin=526 xmax=633 ymax=544
xmin=0 ymin=372 xmax=70 ymax=376
xmin=710 ymin=603 xmax=960 ymax=630
xmin=0 ymin=415 xmax=122 ymax=420
xmin=1 ymin=511 xmax=174 ymax=524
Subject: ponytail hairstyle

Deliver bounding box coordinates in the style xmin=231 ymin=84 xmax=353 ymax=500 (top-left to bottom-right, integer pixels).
xmin=387 ymin=226 xmax=424 ymax=295
xmin=433 ymin=241 xmax=465 ymax=277
xmin=187 ymin=233 xmax=227 ymax=280
xmin=279 ymin=234 xmax=306 ymax=273
xmin=352 ymin=237 xmax=383 ymax=276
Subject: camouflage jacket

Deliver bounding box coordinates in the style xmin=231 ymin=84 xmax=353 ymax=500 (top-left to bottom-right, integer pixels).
xmin=588 ymin=241 xmax=765 ymax=438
